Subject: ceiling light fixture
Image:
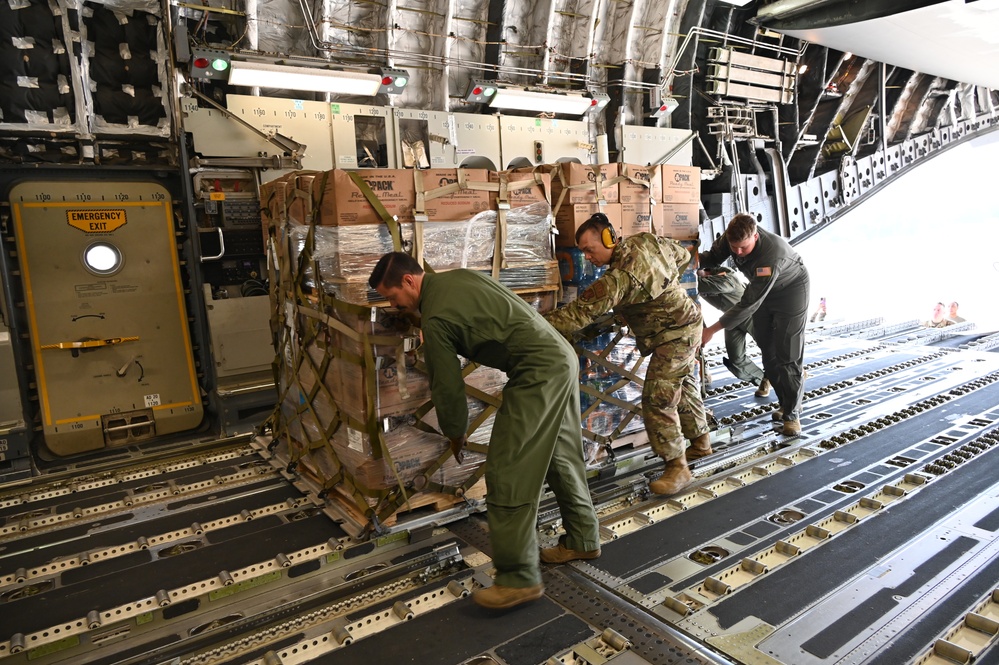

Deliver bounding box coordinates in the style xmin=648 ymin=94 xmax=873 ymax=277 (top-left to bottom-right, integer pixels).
xmin=488 ymin=88 xmax=594 ymax=115
xmin=228 ymin=60 xmax=409 ymax=96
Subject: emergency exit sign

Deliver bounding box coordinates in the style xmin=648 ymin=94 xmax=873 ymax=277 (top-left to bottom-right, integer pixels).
xmin=66 ymin=209 xmax=128 ymax=233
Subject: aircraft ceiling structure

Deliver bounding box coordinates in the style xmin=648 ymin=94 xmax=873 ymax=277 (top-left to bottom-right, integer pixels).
xmin=223 ymin=0 xmax=999 ymax=225
xmin=0 ymin=0 xmax=997 ymax=240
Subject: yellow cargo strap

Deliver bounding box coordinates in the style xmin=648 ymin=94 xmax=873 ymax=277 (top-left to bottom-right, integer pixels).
xmin=347 ymin=171 xmax=403 ymax=251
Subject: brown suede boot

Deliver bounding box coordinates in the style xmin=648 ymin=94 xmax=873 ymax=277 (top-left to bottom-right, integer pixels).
xmin=540 ymin=536 xmax=601 ymax=564
xmin=685 ymin=433 xmax=713 ymax=460
xmin=755 ymin=378 xmax=771 ymax=397
xmin=472 ymin=583 xmax=544 ymax=609
xmin=649 ymin=456 xmax=693 ymax=495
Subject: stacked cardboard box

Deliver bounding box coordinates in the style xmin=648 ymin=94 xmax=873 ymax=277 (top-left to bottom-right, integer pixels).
xmin=659 ymin=165 xmax=701 ymax=240
xmin=276 ymin=169 xmax=556 ymax=304
xmin=267 ymin=167 xmax=560 ymax=535
xmin=533 ymin=162 xmax=700 ymax=245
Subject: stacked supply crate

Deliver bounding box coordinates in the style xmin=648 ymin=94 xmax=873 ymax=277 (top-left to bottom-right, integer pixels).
xmin=264 ymin=167 xmax=557 ymax=536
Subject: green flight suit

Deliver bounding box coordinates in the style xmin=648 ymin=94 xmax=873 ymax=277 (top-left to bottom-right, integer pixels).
xmin=419 ymin=270 xmax=600 ymax=589
xmin=545 ymin=233 xmax=709 ymax=461
xmin=698 ymin=271 xmax=765 ymax=385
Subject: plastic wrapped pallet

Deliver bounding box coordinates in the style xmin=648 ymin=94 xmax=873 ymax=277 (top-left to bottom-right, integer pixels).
xmin=284 ymin=201 xmax=559 ymax=304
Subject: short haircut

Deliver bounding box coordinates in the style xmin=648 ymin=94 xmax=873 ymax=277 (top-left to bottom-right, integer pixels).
xmin=575 ymin=212 xmax=612 ymax=244
xmin=368 ymin=251 xmax=423 ymax=289
xmin=726 ymin=213 xmax=757 ymax=243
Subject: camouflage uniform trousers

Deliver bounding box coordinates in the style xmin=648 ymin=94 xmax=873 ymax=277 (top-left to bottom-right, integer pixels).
xmin=642 ymin=323 xmax=709 ymax=461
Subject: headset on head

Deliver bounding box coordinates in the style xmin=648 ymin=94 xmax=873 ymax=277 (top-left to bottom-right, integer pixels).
xmin=589 ymin=213 xmax=617 ymax=249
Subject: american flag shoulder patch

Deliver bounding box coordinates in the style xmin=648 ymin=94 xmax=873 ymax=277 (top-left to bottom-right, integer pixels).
xmin=756 ymin=266 xmax=773 ymax=277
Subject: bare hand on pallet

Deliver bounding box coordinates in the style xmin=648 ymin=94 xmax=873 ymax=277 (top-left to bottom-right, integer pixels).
xmin=450 ymin=435 xmax=467 ymax=464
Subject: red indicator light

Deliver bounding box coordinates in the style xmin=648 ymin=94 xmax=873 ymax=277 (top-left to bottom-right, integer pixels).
xmin=193 ymin=57 xmax=209 ymax=69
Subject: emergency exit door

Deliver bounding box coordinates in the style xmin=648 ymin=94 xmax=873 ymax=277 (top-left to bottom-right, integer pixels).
xmin=9 ymin=181 xmax=203 ymax=455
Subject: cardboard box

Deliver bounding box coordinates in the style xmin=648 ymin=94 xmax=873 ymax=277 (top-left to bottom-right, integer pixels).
xmin=618 ymin=164 xmax=663 ymax=204
xmin=620 ymin=202 xmax=664 ymax=237
xmin=312 ymin=169 xmax=417 ymax=226
xmin=415 ymin=168 xmax=493 ymax=221
xmin=661 ymin=165 xmax=701 ymax=204
xmin=660 ymin=202 xmax=700 ymax=240
xmin=554 ymin=203 xmax=622 ymax=247
xmin=550 ymin=163 xmax=619 ymax=208
xmin=489 ymin=171 xmax=551 ymax=208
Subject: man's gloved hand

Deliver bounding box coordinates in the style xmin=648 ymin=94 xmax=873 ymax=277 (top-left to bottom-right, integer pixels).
xmin=449 ymin=435 xmax=467 ymax=464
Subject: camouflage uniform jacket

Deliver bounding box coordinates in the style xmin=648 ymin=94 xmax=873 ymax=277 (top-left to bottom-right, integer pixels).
xmin=546 ymin=233 xmax=701 ymax=355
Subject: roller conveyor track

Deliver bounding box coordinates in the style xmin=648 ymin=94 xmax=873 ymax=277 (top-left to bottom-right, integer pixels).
xmin=0 ymin=339 xmax=998 ymax=665
xmin=0 ymin=513 xmax=347 ymax=636
xmin=0 ymin=481 xmax=303 ymax=575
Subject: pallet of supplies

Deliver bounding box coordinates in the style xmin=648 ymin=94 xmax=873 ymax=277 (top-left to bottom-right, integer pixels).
xmin=264 ymin=167 xmax=560 ymax=536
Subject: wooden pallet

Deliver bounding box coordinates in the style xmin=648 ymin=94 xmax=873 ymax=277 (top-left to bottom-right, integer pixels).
xmin=323 ymin=478 xmax=487 ymax=537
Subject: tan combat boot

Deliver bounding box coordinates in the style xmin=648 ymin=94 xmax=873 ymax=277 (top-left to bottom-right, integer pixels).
xmin=685 ymin=433 xmax=713 ymax=461
xmin=782 ymin=419 xmax=801 ymax=436
xmin=649 ymin=456 xmax=693 ymax=495
xmin=754 ymin=378 xmax=771 ymax=397
xmin=472 ymin=583 xmax=544 ymax=609
xmin=540 ymin=536 xmax=601 ymax=564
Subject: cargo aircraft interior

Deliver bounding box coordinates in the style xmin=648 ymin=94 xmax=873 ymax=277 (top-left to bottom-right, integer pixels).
xmin=1 ymin=0 xmax=999 ymax=663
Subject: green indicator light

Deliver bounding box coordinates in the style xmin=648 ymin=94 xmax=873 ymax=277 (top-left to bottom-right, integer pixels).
xmin=211 ymin=59 xmax=229 ymax=72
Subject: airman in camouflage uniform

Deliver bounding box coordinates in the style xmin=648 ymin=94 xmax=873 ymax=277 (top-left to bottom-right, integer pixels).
xmin=545 ymin=214 xmax=713 ymax=496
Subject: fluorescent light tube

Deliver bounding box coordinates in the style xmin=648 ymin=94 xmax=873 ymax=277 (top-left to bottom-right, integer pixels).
xmin=488 ymin=88 xmax=594 ymax=115
xmin=228 ymin=61 xmax=383 ymax=95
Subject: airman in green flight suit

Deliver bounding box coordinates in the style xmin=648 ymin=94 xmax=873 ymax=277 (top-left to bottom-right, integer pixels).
xmin=544 ymin=214 xmax=713 ymax=496
xmin=369 ymin=252 xmax=601 ymax=611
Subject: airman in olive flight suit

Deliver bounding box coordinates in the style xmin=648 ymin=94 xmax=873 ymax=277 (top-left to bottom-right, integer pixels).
xmin=369 ymin=252 xmax=600 ymax=611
